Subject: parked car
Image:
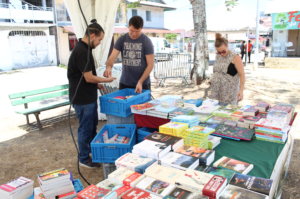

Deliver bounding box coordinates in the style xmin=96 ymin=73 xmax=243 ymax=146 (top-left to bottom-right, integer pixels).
xmin=172 ymin=43 xmax=180 ymax=53
xmin=235 ymin=43 xmax=241 ymax=54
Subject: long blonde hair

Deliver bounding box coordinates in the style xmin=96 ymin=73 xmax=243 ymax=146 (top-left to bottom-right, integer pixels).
xmin=214 ymin=33 xmax=228 ymax=48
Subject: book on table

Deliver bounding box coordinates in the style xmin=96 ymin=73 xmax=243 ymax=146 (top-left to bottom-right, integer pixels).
xmin=165 ymin=187 xmax=209 ymax=199
xmin=136 ymin=177 xmax=175 ymax=198
xmin=206 ymin=116 xmax=228 ymax=125
xmin=115 ymin=153 xmax=157 ymax=174
xmin=255 ymin=102 xmax=270 ymax=112
xmin=144 ymin=132 xmax=184 ymax=151
xmin=174 ymin=145 xmax=215 ymax=165
xmin=121 ymin=187 xmax=162 ymax=199
xmin=254 ymin=119 xmax=289 ymax=131
xmin=108 ymin=168 xmax=145 ymax=188
xmin=193 ymin=105 xmax=220 ymax=114
xmin=132 ymin=140 xmax=171 ymax=160
xmin=269 ymin=104 xmax=293 ymax=122
xmin=104 ymin=185 xmax=133 ymax=199
xmin=267 ymin=110 xmax=289 ymax=123
xmin=243 ymin=107 xmax=259 ymax=117
xmin=96 ymin=178 xmax=123 ymax=191
xmin=208 ymin=135 xmax=221 ymax=149
xmin=195 ymin=165 xmax=235 ymax=185
xmin=219 ymin=184 xmax=269 ymax=199
xmin=213 ymin=156 xmax=253 ymax=175
xmin=145 ymin=165 xmax=184 ymax=185
xmin=0 ymin=176 xmax=33 ymax=199
xmin=159 ymin=152 xmax=199 ymax=171
xmin=214 ymin=124 xmax=255 ymax=141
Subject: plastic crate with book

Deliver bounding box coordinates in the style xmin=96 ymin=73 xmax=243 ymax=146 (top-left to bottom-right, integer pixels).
xmin=100 ymin=88 xmax=151 ymax=117
xmin=91 ymin=124 xmax=137 ymax=163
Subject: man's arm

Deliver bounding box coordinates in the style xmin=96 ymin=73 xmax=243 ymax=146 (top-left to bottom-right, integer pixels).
xmin=84 ymin=71 xmax=116 ymax=83
xmin=104 ymin=49 xmax=120 ymax=78
xmin=135 ymin=54 xmax=154 ymax=93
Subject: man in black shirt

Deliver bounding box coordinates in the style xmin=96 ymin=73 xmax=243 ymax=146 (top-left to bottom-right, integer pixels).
xmin=240 ymin=41 xmax=245 ymax=63
xmin=67 ymin=19 xmax=115 ymax=168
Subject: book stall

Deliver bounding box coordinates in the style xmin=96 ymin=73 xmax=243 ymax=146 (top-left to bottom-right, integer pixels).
xmin=0 ymin=89 xmax=297 ymax=199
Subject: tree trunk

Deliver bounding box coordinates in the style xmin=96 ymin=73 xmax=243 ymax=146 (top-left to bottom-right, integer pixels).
xmin=118 ymin=1 xmax=127 ymax=24
xmin=190 ymin=0 xmax=210 ymax=85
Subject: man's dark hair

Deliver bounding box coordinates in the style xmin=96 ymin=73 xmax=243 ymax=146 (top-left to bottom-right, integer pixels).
xmin=85 ymin=19 xmax=105 ymax=36
xmin=129 ymin=16 xmax=144 ymax=29
xmin=242 ymin=41 xmax=245 ymax=43
xmin=248 ymin=40 xmax=251 ymax=43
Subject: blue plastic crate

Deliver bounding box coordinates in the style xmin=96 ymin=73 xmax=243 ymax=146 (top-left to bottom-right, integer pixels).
xmin=137 ymin=127 xmax=158 ymax=143
xmin=100 ymin=89 xmax=151 ymax=118
xmin=91 ymin=124 xmax=137 ymax=163
xmin=73 ymin=179 xmax=84 ymax=193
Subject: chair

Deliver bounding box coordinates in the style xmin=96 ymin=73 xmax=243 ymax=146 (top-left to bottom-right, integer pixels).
xmin=285 ymin=42 xmax=296 ymax=57
xmin=272 ymin=42 xmax=281 ymax=57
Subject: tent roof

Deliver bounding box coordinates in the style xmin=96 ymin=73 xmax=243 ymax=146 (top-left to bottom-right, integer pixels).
xmin=127 ymin=0 xmax=176 ymax=10
xmin=264 ymin=0 xmax=300 ymax=14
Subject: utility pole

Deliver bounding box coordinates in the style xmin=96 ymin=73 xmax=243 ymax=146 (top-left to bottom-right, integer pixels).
xmin=182 ymin=29 xmax=185 ymax=53
xmin=254 ymin=0 xmax=260 ymax=70
xmin=245 ymin=27 xmax=249 ymax=67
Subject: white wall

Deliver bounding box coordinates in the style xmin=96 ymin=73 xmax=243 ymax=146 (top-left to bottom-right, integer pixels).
xmin=58 ymin=27 xmax=70 ymax=66
xmin=273 ymin=30 xmax=289 ymax=57
xmin=127 ymin=6 xmax=164 ymax=29
xmin=0 ymin=30 xmax=14 ymax=70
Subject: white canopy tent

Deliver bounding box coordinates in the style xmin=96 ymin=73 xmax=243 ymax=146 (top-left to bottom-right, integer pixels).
xmin=63 ymin=0 xmax=120 ymax=68
xmin=264 ymin=0 xmax=300 ymax=14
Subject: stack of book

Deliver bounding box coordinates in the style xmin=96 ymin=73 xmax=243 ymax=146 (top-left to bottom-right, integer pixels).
xmin=159 ymin=122 xmax=189 ymax=137
xmin=143 ymin=132 xmax=184 ymax=151
xmin=174 ymin=145 xmax=215 ymax=165
xmin=237 ymin=117 xmax=250 ymax=128
xmin=182 ymin=126 xmax=215 ymax=148
xmin=212 ymin=105 xmax=240 ymax=117
xmin=231 ymin=105 xmax=252 ymax=118
xmin=243 ymin=106 xmax=259 ymax=117
xmin=108 ymin=167 xmax=145 ymax=188
xmin=206 ymin=116 xmax=228 ymax=125
xmin=115 ymin=153 xmax=157 ymax=174
xmin=132 ymin=140 xmax=171 ymax=160
xmin=175 ymin=169 xmax=227 ymax=198
xmin=130 ymin=103 xmax=157 ymax=115
xmin=208 ymin=135 xmax=222 ymax=149
xmin=243 ymin=115 xmax=262 ymax=129
xmin=255 ymin=102 xmax=270 ymax=112
xmin=254 ymin=118 xmax=290 ymax=144
xmin=38 ymin=168 xmax=75 ymax=199
xmin=176 ymin=99 xmax=186 ymax=107
xmin=77 ymin=184 xmax=109 ymax=199
xmin=184 ymin=99 xmax=203 ymax=108
xmin=161 ymin=98 xmax=178 ymax=108
xmin=193 ymin=113 xmax=213 ymax=123
xmin=159 ymin=152 xmax=199 ymax=171
xmin=171 ymin=115 xmax=199 ymax=127
xmin=202 ymin=99 xmax=219 ymax=106
xmin=0 ymin=177 xmax=33 ymax=199
xmin=147 ymin=106 xmax=179 ymax=119
xmin=136 ymin=177 xmax=175 ymax=198
xmin=267 ymin=110 xmax=289 ymax=124
xmin=224 ymin=117 xmax=240 ymax=127
xmin=194 ymin=105 xmax=220 ymax=114
xmin=168 ymin=107 xmax=194 ymax=119
xmin=277 ymin=103 xmax=295 ymax=120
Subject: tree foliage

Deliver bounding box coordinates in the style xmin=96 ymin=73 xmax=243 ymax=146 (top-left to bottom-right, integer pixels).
xmin=165 ymin=33 xmax=178 ymax=40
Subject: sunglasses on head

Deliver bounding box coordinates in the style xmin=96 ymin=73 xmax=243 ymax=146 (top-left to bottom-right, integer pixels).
xmin=217 ymin=50 xmax=227 ymax=55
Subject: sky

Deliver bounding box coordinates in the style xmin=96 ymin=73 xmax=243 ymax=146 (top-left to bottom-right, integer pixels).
xmin=164 ymin=0 xmax=270 ymax=30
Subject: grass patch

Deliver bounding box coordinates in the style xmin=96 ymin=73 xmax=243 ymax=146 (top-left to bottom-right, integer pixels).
xmin=58 ymin=64 xmax=67 ymax=69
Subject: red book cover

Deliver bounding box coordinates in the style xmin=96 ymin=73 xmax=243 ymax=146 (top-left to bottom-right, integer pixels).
xmin=58 ymin=191 xmax=76 ymax=198
xmin=202 ymin=175 xmax=227 ymax=198
xmin=123 ymin=173 xmax=142 ymax=186
xmin=269 ymin=105 xmax=292 ymax=113
xmin=77 ymin=185 xmax=101 ymax=199
xmin=122 ymin=188 xmax=157 ymax=199
xmin=115 ymin=186 xmax=132 ymax=197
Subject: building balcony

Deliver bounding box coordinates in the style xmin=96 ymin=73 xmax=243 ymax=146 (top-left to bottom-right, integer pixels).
xmin=0 ymin=3 xmax=54 ymax=23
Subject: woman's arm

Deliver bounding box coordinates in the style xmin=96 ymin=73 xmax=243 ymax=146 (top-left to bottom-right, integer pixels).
xmin=233 ymin=55 xmax=245 ymax=101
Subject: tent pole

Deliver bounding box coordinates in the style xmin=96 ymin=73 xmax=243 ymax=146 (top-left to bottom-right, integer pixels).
xmin=254 ymin=0 xmax=260 ymax=71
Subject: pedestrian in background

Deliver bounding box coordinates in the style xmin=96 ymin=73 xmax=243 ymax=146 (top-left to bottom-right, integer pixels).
xmin=245 ymin=40 xmax=253 ymax=63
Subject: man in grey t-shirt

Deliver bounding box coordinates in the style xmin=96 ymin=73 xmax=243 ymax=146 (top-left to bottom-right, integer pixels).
xmin=104 ymin=16 xmax=154 ymax=93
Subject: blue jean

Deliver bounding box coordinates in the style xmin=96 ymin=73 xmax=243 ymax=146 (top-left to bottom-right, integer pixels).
xmin=73 ymin=101 xmax=98 ymax=163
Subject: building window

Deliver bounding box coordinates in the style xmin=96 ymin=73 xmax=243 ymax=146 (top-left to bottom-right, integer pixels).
xmin=146 ymin=11 xmax=151 ymax=21
xmin=8 ymin=31 xmax=46 ymax=36
xmin=132 ymin=9 xmax=137 ymax=17
xmin=69 ymin=34 xmax=78 ymax=51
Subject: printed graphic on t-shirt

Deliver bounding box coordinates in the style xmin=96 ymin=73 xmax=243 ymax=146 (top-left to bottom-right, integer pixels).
xmin=123 ymin=42 xmax=142 ymax=67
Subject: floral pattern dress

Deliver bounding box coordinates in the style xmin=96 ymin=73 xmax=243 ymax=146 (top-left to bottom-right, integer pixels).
xmin=210 ymin=51 xmax=240 ymax=105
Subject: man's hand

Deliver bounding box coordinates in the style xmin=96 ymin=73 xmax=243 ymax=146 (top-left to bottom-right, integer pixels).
xmin=237 ymin=89 xmax=244 ymax=101
xmin=135 ymin=82 xmax=143 ymax=94
xmin=106 ymin=77 xmax=116 ymax=83
xmin=98 ymin=84 xmax=106 ymax=93
xmin=103 ymin=68 xmax=112 ymax=78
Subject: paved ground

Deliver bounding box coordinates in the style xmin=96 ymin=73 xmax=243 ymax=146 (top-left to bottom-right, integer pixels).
xmin=0 ymin=65 xmax=299 ymax=198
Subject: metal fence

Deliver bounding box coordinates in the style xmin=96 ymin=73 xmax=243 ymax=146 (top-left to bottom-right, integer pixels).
xmin=154 ymin=53 xmax=192 ymax=87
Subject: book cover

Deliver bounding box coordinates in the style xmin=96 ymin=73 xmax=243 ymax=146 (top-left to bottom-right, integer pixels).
xmin=160 ymin=152 xmax=199 ymax=171
xmin=244 ymin=116 xmax=261 ymax=124
xmin=33 ymin=187 xmax=55 ymax=199
xmin=214 ymin=125 xmax=254 ymax=141
xmin=0 ymin=176 xmax=33 ymax=194
xmin=109 ymin=185 xmax=133 ymax=199
xmin=77 ymin=185 xmax=105 ymax=199
xmin=122 ymin=188 xmax=162 ymax=199
xmin=175 ymin=145 xmax=215 ymax=165
xmin=267 ymin=110 xmax=289 ymax=123
xmin=145 ymin=165 xmax=184 ymax=185
xmin=144 ymin=132 xmax=183 ymax=147
xmin=243 ymin=107 xmax=259 ymax=116
xmin=115 ymin=153 xmax=157 ymax=174
xmin=269 ymin=105 xmax=292 ymax=114
xmin=255 ymin=102 xmax=270 ymax=112
xmin=133 ymin=140 xmax=171 ymax=160
xmin=255 ymin=126 xmax=289 ymax=137
xmin=136 ymin=177 xmax=175 ymax=198
xmin=195 ymin=165 xmax=235 ymax=184
xmin=258 ymin=112 xmax=268 ymax=119
xmin=108 ymin=167 xmax=144 ymax=187
xmin=194 ymin=105 xmax=220 ymax=114
xmin=131 ymin=103 xmax=156 ymax=112
xmin=58 ymin=191 xmax=76 ymax=199
xmin=219 ymin=184 xmax=268 ymax=199
xmin=202 ymin=175 xmax=227 ymax=198
xmin=254 ymin=119 xmax=287 ymax=131
xmin=96 ymin=179 xmax=123 ymax=191
xmin=168 ymin=188 xmax=209 ymax=199
xmin=213 ymin=106 xmax=237 ymax=116
xmin=213 ymin=157 xmax=253 ymax=174
xmin=229 ymin=173 xmax=273 ymax=195
xmin=38 ymin=168 xmax=69 ymax=182
xmin=206 ymin=116 xmax=228 ymax=124
xmin=175 ymin=169 xmax=213 ymax=194
xmin=169 ymin=108 xmax=195 ymax=116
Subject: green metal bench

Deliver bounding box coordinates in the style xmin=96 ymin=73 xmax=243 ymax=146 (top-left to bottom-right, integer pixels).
xmin=8 ymin=84 xmax=70 ymax=131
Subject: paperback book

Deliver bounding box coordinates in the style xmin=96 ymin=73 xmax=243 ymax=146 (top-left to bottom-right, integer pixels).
xmin=166 ymin=188 xmax=209 ymax=199
xmin=0 ymin=176 xmax=33 ymax=196
xmin=159 ymin=152 xmax=199 ymax=171
xmin=115 ymin=153 xmax=157 ymax=174
xmin=108 ymin=168 xmax=145 ymax=187
xmin=208 ymin=135 xmax=221 ymax=149
xmin=219 ymin=184 xmax=269 ymax=199
xmin=229 ymin=173 xmax=273 ymax=195
xmin=136 ymin=177 xmax=175 ymax=198
xmin=267 ymin=110 xmax=289 ymax=123
xmin=38 ymin=168 xmax=70 ymax=185
xmin=96 ymin=179 xmax=123 ymax=191
xmin=121 ymin=188 xmax=162 ymax=199
xmin=144 ymin=132 xmax=184 ymax=150
xmin=132 ymin=140 xmax=171 ymax=160
xmin=169 ymin=108 xmax=195 ymax=118
xmin=214 ymin=124 xmax=255 ymax=141
xmin=193 ymin=105 xmax=220 ymax=114
xmin=174 ymin=145 xmax=215 ymax=165
xmin=243 ymin=107 xmax=259 ymax=117
xmin=255 ymin=102 xmax=270 ymax=112
xmin=206 ymin=116 xmax=228 ymax=125
xmin=145 ymin=165 xmax=184 ymax=185
xmin=254 ymin=119 xmax=288 ymax=131
xmin=193 ymin=113 xmax=213 ymax=123
xmin=213 ymin=156 xmax=254 ymax=175
xmin=195 ymin=165 xmax=235 ymax=184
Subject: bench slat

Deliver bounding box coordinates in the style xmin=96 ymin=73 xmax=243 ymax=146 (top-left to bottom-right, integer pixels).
xmin=15 ymin=100 xmax=70 ymax=115
xmin=11 ymin=90 xmax=69 ymax=106
xmin=9 ymin=84 xmax=69 ymax=99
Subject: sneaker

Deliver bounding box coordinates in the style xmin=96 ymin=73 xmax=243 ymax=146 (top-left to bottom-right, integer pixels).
xmin=79 ymin=159 xmax=101 ymax=168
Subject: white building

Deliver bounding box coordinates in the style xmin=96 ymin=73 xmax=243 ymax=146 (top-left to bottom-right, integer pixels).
xmin=0 ymin=0 xmax=57 ymax=71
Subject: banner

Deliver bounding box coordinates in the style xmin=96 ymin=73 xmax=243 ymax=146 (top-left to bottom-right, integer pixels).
xmin=272 ymin=11 xmax=300 ymax=30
